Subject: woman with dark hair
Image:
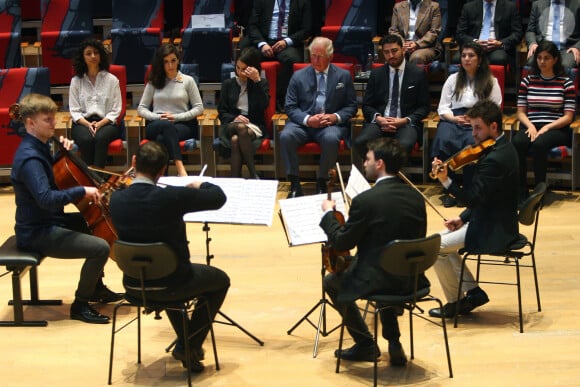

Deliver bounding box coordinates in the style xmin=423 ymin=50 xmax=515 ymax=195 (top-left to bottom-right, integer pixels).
xmin=138 ymin=43 xmax=203 ymax=177
xmin=217 ymin=47 xmax=269 ymax=178
xmin=431 ymin=41 xmax=502 ymax=207
xmin=69 ymin=38 xmax=121 ymax=169
xmin=512 ymin=40 xmax=576 ymax=199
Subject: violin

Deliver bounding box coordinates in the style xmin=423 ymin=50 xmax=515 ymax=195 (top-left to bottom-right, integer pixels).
xmin=321 ymin=169 xmax=351 ymax=273
xmin=430 ymin=138 xmax=495 ymax=179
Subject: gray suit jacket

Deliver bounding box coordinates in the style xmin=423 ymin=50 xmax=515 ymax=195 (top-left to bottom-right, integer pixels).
xmin=526 ymin=0 xmax=580 ymax=50
xmin=285 ymin=64 xmax=357 ymax=127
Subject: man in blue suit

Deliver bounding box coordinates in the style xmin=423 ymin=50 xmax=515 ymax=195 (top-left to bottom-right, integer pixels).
xmin=281 ymin=36 xmax=357 ymax=198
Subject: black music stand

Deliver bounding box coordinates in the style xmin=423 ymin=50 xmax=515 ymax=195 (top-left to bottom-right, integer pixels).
xmin=202 ymin=222 xmax=264 ymax=346
xmin=286 ymin=242 xmax=341 ymax=358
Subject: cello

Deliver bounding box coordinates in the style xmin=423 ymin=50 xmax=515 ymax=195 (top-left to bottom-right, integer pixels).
xmin=321 ymin=169 xmax=351 ymax=273
xmin=51 ymin=138 xmax=133 ymax=251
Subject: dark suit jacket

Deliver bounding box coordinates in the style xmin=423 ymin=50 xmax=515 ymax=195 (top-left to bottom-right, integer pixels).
xmin=110 ymin=181 xmax=226 ymax=287
xmin=319 ymin=177 xmax=428 ymax=302
xmin=526 ymin=0 xmax=580 ymax=50
xmin=456 ymin=0 xmax=523 ymax=53
xmin=285 ymin=63 xmax=357 ymax=127
xmin=448 ymin=135 xmax=520 ymax=254
xmin=217 ymin=76 xmax=270 ymax=141
xmin=362 ymin=62 xmax=430 ymax=128
xmin=246 ymin=0 xmax=312 ymax=47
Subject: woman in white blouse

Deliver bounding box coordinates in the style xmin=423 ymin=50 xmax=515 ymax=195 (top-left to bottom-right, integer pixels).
xmin=138 ymin=44 xmax=203 ymax=177
xmin=431 ymin=41 xmax=502 ymax=206
xmin=69 ymin=39 xmax=122 ymax=169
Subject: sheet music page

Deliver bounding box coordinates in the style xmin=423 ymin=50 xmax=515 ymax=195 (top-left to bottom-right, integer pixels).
xmin=345 ymin=164 xmax=371 ymax=200
xmin=158 ymin=176 xmax=279 ymax=226
xmin=278 ymin=192 xmax=347 ymax=246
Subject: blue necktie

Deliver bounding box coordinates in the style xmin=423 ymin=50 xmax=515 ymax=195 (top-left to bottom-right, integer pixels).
xmin=389 ymin=69 xmax=399 ymax=118
xmin=314 ymin=72 xmax=326 ymax=114
xmin=277 ymin=0 xmax=286 ymax=39
xmin=479 ymin=1 xmax=493 ymax=40
xmin=553 ymin=0 xmax=561 ymax=49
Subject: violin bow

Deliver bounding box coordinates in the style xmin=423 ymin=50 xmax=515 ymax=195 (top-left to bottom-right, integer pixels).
xmin=397 ymin=171 xmax=447 ymax=221
xmin=335 ymin=162 xmax=350 ymax=211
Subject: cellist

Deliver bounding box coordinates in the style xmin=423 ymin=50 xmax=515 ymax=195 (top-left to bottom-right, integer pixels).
xmin=10 ymin=94 xmax=122 ymax=324
xmin=319 ymin=138 xmax=427 ymax=367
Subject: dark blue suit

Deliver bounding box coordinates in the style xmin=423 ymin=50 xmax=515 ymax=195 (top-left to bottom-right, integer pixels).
xmin=280 ymin=64 xmax=357 ymax=178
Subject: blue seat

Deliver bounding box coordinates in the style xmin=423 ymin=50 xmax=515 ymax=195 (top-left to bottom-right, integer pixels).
xmin=0 ymin=0 xmax=22 ymax=68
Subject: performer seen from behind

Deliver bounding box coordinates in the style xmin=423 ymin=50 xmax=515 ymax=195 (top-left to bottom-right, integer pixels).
xmin=320 ymin=138 xmax=427 ymax=366
xmin=110 ymin=141 xmax=230 ymax=373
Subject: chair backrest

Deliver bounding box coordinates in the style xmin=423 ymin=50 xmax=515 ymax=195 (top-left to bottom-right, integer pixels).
xmin=518 ymin=182 xmax=547 ymax=226
xmin=324 ymin=0 xmax=378 ymax=36
xmin=489 ymin=64 xmax=505 ymax=110
xmin=0 ymin=0 xmax=21 ymax=33
xmin=111 ymin=0 xmax=164 ymax=29
xmin=41 ymin=0 xmax=94 ymax=32
xmin=108 ymin=64 xmax=126 ymax=136
xmin=113 ymin=240 xmax=179 ymax=282
xmin=21 ymin=0 xmax=41 ymax=21
xmin=378 ymin=234 xmax=441 ymax=277
xmin=182 ymin=0 xmax=234 ymax=30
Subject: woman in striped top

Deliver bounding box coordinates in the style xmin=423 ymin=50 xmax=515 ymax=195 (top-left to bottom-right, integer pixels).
xmin=512 ymin=40 xmax=576 ymax=198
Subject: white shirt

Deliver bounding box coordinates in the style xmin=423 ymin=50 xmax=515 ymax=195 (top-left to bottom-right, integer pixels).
xmin=437 ymin=73 xmax=502 ymax=117
xmin=478 ymin=0 xmax=497 ymax=40
xmin=384 ymin=59 xmax=406 ymax=118
xmin=69 ymin=70 xmax=122 ymax=124
xmin=546 ymin=0 xmax=565 ymax=45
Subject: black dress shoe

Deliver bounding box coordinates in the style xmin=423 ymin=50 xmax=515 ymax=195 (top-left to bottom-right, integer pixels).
xmin=463 ymin=287 xmax=490 ymax=313
xmin=287 ymin=187 xmax=304 ymax=199
xmin=388 ymin=341 xmax=407 ymax=366
xmin=428 ymin=299 xmax=471 ymax=318
xmin=441 ymin=194 xmax=457 ymax=208
xmin=70 ymin=301 xmax=110 ymax=324
xmin=172 ymin=347 xmax=204 ymax=373
xmin=334 ymin=342 xmax=380 ymax=362
xmin=89 ymin=285 xmax=124 ymax=304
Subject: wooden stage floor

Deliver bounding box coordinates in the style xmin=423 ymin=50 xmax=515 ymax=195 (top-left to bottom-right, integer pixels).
xmin=1 ymin=182 xmax=579 ymax=386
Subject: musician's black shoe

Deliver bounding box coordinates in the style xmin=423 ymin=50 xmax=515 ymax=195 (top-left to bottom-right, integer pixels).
xmin=334 ymin=342 xmax=380 ymax=362
xmin=89 ymin=284 xmax=124 ymax=304
xmin=316 ymin=178 xmax=327 ymax=195
xmin=388 ymin=341 xmax=408 ymax=366
xmin=441 ymin=194 xmax=457 ymax=208
xmin=70 ymin=301 xmax=110 ymax=324
xmin=429 ymin=299 xmax=469 ymax=318
xmin=464 ymin=286 xmax=490 ymax=313
xmin=172 ymin=346 xmax=205 ymax=373
xmin=287 ymin=186 xmax=304 ymax=199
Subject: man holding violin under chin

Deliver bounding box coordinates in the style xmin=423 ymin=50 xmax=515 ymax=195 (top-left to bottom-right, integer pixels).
xmin=429 ymin=100 xmax=520 ymax=318
xmin=320 ymin=138 xmax=427 ymax=367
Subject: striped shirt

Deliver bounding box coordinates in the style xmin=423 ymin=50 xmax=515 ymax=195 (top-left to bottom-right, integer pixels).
xmin=517 ymin=74 xmax=576 ymax=125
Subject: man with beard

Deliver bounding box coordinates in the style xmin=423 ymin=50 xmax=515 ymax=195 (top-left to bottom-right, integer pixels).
xmin=353 ymin=34 xmax=430 ymax=159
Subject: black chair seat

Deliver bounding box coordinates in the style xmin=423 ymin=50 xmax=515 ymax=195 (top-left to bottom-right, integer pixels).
xmin=367 ymin=287 xmax=430 ymax=304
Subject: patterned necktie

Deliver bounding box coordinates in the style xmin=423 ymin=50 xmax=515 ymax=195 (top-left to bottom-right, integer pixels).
xmin=315 ymin=72 xmax=326 ymax=114
xmin=479 ymin=1 xmax=493 ymax=40
xmin=553 ymin=0 xmax=561 ymax=49
xmin=277 ymin=0 xmax=286 ymax=39
xmin=389 ymin=69 xmax=399 ymax=118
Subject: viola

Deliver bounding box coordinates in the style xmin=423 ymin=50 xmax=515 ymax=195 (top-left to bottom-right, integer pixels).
xmin=321 ymin=169 xmax=351 ymax=273
xmin=430 ymin=138 xmax=495 ymax=179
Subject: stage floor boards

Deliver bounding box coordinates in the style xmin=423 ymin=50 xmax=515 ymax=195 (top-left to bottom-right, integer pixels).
xmin=1 ymin=183 xmax=579 ymax=386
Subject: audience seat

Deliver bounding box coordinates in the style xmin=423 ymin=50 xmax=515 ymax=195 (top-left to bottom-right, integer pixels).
xmin=0 ymin=0 xmax=22 ymax=68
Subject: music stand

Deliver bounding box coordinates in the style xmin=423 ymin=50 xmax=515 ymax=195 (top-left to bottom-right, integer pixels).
xmin=203 ymin=222 xmax=264 ymax=346
xmin=286 ymin=242 xmax=341 ymax=358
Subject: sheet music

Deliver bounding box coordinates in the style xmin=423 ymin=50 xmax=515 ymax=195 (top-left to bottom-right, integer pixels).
xmin=278 ymin=192 xmax=347 ymax=246
xmin=345 ymin=164 xmax=371 ymax=200
xmin=158 ymin=176 xmax=279 ymax=226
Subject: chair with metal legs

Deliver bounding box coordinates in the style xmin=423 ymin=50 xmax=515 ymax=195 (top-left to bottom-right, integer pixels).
xmin=454 ymin=182 xmax=546 ymax=333
xmin=335 ymin=234 xmax=453 ymax=386
xmin=107 ymin=240 xmax=219 ymax=387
